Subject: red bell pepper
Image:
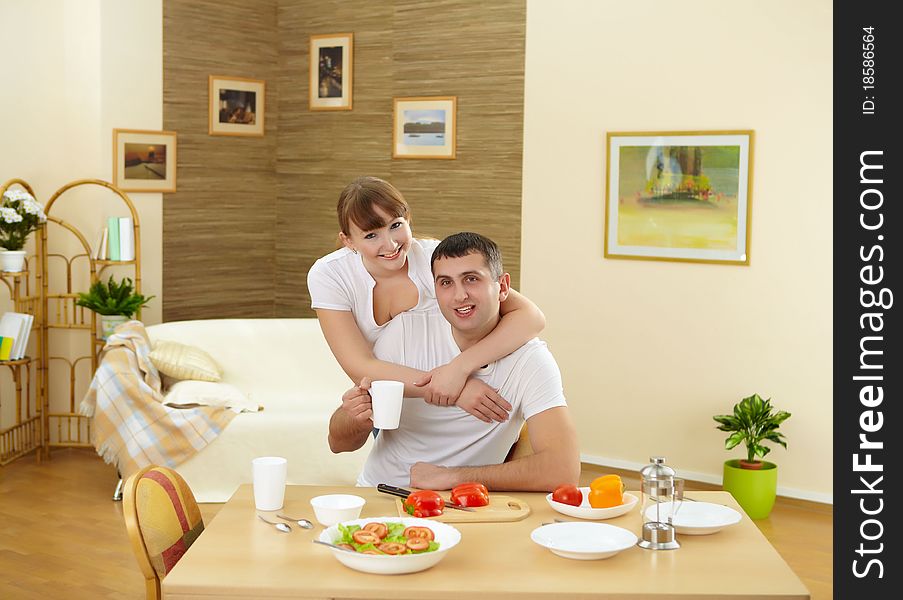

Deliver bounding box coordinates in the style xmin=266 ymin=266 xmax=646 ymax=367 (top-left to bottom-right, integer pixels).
xmin=450 ymin=482 xmax=490 ymax=507
xmin=403 ymin=490 xmax=445 ymax=517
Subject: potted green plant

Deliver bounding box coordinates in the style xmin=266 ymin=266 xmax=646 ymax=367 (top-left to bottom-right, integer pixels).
xmin=713 ymin=393 xmax=791 ymax=519
xmin=75 ymin=276 xmax=154 ymax=339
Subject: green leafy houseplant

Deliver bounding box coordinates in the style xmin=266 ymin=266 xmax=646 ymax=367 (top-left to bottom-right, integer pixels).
xmin=713 ymin=393 xmax=791 ymax=467
xmin=75 ymin=276 xmax=154 ymax=317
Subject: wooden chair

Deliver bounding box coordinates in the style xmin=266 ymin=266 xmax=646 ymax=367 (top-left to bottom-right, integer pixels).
xmin=123 ymin=465 xmax=205 ymax=600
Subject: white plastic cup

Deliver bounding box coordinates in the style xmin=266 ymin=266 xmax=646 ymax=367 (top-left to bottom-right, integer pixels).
xmin=252 ymin=456 xmax=287 ymax=511
xmin=369 ymin=380 xmax=404 ymax=430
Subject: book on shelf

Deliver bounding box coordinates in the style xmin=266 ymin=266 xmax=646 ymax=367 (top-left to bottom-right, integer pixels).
xmin=119 ymin=217 xmax=135 ymax=261
xmin=104 ymin=216 xmax=134 ymax=261
xmin=99 ymin=227 xmax=109 ymax=260
xmin=107 ymin=216 xmax=121 ymax=261
xmin=0 ymin=312 xmax=32 ymax=360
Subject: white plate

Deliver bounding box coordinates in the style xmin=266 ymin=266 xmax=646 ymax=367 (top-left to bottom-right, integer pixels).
xmin=642 ymin=501 xmax=742 ymax=535
xmin=318 ymin=516 xmax=461 ymax=575
xmin=531 ymin=522 xmax=638 ymax=560
xmin=545 ymin=488 xmax=639 ymax=520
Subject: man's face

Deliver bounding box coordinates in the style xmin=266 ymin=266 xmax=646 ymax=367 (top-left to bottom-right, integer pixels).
xmin=433 ymin=251 xmax=509 ymax=337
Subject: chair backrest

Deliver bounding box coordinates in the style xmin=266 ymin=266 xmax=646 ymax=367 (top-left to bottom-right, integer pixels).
xmin=123 ymin=465 xmax=204 ymax=600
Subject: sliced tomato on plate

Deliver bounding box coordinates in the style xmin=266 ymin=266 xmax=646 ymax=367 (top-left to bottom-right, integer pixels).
xmin=362 ymin=522 xmax=389 ymax=539
xmin=402 ymin=525 xmax=435 ymax=541
xmin=351 ymin=529 xmax=381 ymax=545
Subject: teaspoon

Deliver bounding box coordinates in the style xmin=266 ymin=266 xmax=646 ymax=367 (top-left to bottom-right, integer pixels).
xmin=277 ymin=514 xmax=314 ymax=529
xmin=258 ymin=514 xmax=291 ymax=533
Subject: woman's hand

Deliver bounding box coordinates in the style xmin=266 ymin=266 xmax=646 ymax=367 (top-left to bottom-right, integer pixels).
xmin=455 ymin=378 xmax=512 ymax=423
xmin=413 ymin=362 xmax=469 ymax=406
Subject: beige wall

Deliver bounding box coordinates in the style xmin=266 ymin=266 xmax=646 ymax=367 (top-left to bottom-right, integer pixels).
xmin=1 ymin=0 xmax=163 ymax=326
xmin=522 ymin=0 xmax=832 ymax=501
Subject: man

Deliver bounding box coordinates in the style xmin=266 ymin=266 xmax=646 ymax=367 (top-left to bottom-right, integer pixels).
xmin=327 ymin=232 xmax=580 ymax=491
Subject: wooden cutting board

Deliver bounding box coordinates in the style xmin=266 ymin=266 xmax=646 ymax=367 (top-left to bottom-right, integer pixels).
xmin=394 ymin=495 xmax=531 ymax=523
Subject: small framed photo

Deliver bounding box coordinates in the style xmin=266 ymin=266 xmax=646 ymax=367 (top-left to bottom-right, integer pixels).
xmin=309 ymin=33 xmax=353 ymax=111
xmin=209 ymin=75 xmax=265 ymax=136
xmin=605 ymin=130 xmax=754 ymax=265
xmin=112 ymin=128 xmax=177 ymax=193
xmin=392 ymin=96 xmax=457 ymax=160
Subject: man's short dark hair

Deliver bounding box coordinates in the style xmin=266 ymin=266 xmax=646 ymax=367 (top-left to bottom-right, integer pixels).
xmin=431 ymin=232 xmax=503 ymax=279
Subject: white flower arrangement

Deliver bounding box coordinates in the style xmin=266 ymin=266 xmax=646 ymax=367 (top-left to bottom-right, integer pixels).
xmin=0 ymin=188 xmax=47 ymax=251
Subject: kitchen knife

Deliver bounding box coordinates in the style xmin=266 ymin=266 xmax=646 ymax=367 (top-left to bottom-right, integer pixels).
xmin=376 ymin=483 xmax=477 ymax=512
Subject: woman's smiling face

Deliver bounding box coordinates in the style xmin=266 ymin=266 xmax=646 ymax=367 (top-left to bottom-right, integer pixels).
xmin=341 ymin=205 xmax=413 ymax=275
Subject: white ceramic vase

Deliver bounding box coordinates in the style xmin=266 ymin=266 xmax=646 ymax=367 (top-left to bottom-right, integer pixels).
xmin=0 ymin=250 xmax=27 ymax=273
xmin=100 ymin=314 xmax=129 ymax=340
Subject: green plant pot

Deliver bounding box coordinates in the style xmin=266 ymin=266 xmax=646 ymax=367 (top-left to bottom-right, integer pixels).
xmin=722 ymin=459 xmax=777 ymax=519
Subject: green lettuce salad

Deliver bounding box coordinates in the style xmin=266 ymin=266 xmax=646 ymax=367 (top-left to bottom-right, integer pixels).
xmin=336 ymin=522 xmax=441 ymax=554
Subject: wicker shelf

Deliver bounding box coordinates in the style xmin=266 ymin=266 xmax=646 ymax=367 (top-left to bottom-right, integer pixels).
xmin=0 ymin=177 xmax=142 ymax=466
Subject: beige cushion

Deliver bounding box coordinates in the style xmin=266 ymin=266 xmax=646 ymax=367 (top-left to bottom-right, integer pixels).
xmin=149 ymin=340 xmax=222 ymax=382
xmin=163 ymin=380 xmax=260 ymax=413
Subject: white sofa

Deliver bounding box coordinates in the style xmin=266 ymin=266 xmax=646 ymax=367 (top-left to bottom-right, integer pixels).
xmin=145 ymin=318 xmax=371 ymax=503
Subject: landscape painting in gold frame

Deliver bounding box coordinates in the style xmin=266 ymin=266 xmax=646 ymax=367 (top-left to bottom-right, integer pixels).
xmin=605 ymin=130 xmax=753 ymax=265
xmin=209 ymin=75 xmax=265 ymax=136
xmin=393 ymin=96 xmax=457 ymax=159
xmin=309 ymin=33 xmax=353 ymax=111
xmin=113 ymin=128 xmax=177 ymax=193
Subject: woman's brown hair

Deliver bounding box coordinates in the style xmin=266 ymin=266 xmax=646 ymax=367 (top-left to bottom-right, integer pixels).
xmin=337 ymin=176 xmax=410 ymax=234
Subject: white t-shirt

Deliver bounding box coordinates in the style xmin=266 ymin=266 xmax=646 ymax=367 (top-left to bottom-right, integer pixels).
xmin=307 ymin=238 xmax=440 ymax=345
xmin=357 ymin=310 xmax=567 ymax=487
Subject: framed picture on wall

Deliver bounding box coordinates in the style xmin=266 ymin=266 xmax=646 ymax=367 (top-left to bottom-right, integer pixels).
xmin=113 ymin=128 xmax=177 ymax=193
xmin=309 ymin=33 xmax=353 ymax=110
xmin=208 ymin=75 xmax=265 ymax=136
xmin=604 ymin=130 xmax=754 ymax=265
xmin=392 ymin=96 xmax=457 ymax=159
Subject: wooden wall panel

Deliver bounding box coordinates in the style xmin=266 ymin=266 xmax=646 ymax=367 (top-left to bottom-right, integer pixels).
xmin=275 ymin=0 xmax=526 ymax=317
xmin=163 ymin=0 xmax=279 ymax=320
xmin=164 ymin=0 xmax=525 ymax=319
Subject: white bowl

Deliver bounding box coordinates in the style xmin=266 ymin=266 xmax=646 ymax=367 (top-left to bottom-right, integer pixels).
xmin=318 ymin=517 xmax=461 ymax=575
xmin=546 ymin=488 xmax=639 ymax=520
xmin=642 ymin=501 xmax=742 ymax=535
xmin=531 ymin=522 xmax=637 ymax=560
xmin=310 ymin=494 xmax=366 ymax=526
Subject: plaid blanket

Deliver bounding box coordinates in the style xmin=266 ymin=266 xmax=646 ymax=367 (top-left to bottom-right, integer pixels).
xmin=79 ymin=320 xmax=236 ymax=479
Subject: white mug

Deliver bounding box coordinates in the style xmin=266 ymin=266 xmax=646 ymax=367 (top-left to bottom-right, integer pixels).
xmin=369 ymin=380 xmax=404 ymax=430
xmin=252 ymin=456 xmax=287 ymax=511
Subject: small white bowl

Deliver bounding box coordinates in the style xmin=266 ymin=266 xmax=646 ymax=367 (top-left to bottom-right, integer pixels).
xmin=319 ymin=517 xmax=461 ymax=575
xmin=310 ymin=494 xmax=366 ymax=526
xmin=546 ymin=488 xmax=639 ymax=520
xmin=531 ymin=522 xmax=637 ymax=560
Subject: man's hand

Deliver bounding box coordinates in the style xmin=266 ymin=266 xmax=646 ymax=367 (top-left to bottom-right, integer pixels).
xmin=455 ymin=379 xmax=511 ymax=423
xmin=409 ymin=462 xmax=455 ymax=490
xmin=340 ymin=377 xmax=373 ymax=427
xmin=413 ymin=362 xmax=468 ymax=406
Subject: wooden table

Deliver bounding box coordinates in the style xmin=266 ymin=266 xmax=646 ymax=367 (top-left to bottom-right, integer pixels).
xmin=163 ymin=485 xmax=809 ymax=599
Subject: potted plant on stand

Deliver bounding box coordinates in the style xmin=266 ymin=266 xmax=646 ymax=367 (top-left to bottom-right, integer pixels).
xmin=75 ymin=276 xmax=154 ymax=340
xmin=0 ymin=188 xmax=47 ymax=273
xmin=713 ymin=393 xmax=791 ymax=519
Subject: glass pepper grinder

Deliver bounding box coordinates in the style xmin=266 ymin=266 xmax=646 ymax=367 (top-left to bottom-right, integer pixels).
xmin=638 ymin=456 xmax=682 ymax=550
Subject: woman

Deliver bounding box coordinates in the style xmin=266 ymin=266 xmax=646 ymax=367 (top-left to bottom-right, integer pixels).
xmin=308 ymin=176 xmax=545 ymax=423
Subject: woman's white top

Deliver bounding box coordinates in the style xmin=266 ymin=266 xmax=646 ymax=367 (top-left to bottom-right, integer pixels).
xmin=307 ymin=238 xmax=441 ymax=345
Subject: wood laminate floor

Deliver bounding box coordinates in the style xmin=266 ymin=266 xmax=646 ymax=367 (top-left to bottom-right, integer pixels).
xmin=0 ymin=449 xmax=832 ymax=599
